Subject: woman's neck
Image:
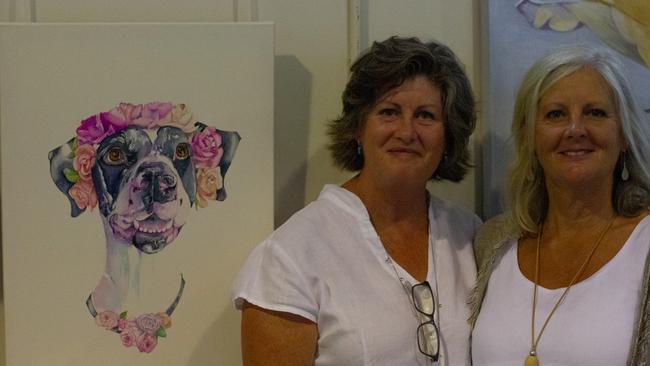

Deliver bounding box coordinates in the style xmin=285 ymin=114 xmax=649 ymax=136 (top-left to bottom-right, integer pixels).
xmin=343 ymin=173 xmax=428 ymax=226
xmin=544 ymin=180 xmax=616 ymax=238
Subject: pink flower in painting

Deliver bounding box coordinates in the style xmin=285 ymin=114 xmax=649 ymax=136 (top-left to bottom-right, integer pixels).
xmin=136 ymin=332 xmax=158 ymax=353
xmin=158 ymin=103 xmax=197 ymax=132
xmin=69 ymin=179 xmax=97 ymax=210
xmin=120 ymin=326 xmax=140 ymax=347
xmin=95 ymin=311 xmax=119 ymax=329
xmin=157 ymin=312 xmax=172 ymax=329
xmin=131 ymin=102 xmax=173 ymax=129
xmin=94 ymin=309 xmax=175 ymax=351
xmin=191 ymin=127 xmax=223 ymax=169
xmin=136 ymin=313 xmax=162 ymax=334
xmin=106 ymin=102 xmax=143 ymax=126
xmin=73 ymin=144 xmax=96 ymax=180
xmin=118 ymin=318 xmax=136 ymax=332
xmin=196 ymin=167 xmax=221 ymax=208
xmin=76 ymin=113 xmax=127 ymax=145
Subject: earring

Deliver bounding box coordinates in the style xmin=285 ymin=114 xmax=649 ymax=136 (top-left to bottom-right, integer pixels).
xmin=357 ymin=141 xmax=363 ymax=156
xmin=621 ymin=152 xmax=630 ymax=181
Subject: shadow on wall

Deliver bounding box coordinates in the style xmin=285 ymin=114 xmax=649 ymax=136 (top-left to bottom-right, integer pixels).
xmin=481 ymin=130 xmax=512 ymax=220
xmin=274 ymin=55 xmax=312 ymax=228
xmin=307 ymin=144 xmax=353 ymax=198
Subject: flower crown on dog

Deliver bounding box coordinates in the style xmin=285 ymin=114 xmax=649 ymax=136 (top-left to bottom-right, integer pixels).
xmin=63 ymin=102 xmax=225 ymax=211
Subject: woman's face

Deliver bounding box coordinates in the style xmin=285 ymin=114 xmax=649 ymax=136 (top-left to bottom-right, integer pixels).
xmin=358 ymin=75 xmax=446 ymax=186
xmin=534 ymin=67 xmax=627 ymax=190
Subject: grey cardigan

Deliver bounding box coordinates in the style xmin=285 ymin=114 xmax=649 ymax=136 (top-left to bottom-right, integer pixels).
xmin=468 ymin=213 xmax=650 ymax=365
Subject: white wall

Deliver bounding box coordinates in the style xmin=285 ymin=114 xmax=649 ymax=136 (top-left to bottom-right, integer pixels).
xmin=37 ymin=1 xmax=234 ymax=21
xmin=0 ymin=1 xmax=481 ymax=364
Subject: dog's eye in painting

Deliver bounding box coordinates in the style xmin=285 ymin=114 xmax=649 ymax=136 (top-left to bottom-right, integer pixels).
xmin=175 ymin=143 xmax=190 ymax=160
xmin=106 ymin=146 xmax=126 ymax=165
xmin=47 ymin=101 xmax=241 ymax=353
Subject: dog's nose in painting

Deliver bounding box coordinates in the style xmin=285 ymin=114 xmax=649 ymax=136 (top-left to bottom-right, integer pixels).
xmin=135 ymin=162 xmax=179 ymax=208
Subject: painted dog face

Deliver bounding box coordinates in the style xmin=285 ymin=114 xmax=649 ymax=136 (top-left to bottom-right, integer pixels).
xmin=95 ymin=126 xmax=194 ymax=253
xmin=49 ymin=102 xmax=240 ymax=254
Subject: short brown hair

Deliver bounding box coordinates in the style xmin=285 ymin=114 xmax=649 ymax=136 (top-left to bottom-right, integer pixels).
xmin=327 ymin=36 xmax=476 ymax=182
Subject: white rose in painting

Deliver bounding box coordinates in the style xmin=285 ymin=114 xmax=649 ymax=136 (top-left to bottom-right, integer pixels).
xmin=517 ymin=0 xmax=650 ymax=67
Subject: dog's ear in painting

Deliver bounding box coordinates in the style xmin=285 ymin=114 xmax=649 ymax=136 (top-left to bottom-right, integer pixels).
xmin=49 ymin=138 xmax=85 ymax=217
xmin=215 ymin=128 xmax=241 ymax=201
xmin=193 ymin=122 xmax=241 ymax=202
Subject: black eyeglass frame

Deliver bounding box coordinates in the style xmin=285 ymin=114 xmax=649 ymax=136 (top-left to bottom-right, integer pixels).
xmin=411 ymin=281 xmax=440 ymax=361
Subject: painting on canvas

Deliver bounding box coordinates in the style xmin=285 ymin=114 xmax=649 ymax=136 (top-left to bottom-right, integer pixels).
xmin=0 ymin=23 xmax=273 ymax=365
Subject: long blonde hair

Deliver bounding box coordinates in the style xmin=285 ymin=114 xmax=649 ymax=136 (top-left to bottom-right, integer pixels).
xmin=508 ymin=45 xmax=650 ymax=233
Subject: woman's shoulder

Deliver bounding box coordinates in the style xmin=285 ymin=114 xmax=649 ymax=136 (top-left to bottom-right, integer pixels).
xmin=276 ymin=186 xmax=357 ymax=231
xmin=475 ymin=213 xmax=519 ymax=239
xmin=237 ymin=201 xmax=345 ymax=285
xmin=268 ymin=202 xmax=335 ymax=248
xmin=473 ymin=213 xmax=521 ymax=267
xmin=262 ymin=186 xmax=363 ymax=253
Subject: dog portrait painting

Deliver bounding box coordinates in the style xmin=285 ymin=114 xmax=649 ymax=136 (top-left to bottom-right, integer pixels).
xmin=48 ymin=101 xmax=240 ymax=353
xmin=1 ymin=23 xmax=273 ymax=365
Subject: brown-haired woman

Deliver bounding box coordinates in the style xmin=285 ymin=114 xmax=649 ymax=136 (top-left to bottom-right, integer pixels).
xmin=233 ymin=36 xmax=480 ymax=366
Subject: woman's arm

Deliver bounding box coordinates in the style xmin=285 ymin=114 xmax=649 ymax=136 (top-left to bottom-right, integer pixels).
xmin=241 ymin=301 xmax=318 ymax=366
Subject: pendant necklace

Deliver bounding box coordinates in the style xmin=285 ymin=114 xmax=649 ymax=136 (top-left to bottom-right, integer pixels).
xmin=525 ymin=215 xmax=616 ymax=366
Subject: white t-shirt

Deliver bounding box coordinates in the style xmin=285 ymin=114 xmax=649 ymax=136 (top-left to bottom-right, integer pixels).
xmin=233 ymin=185 xmax=480 ymax=366
xmin=472 ymin=216 xmax=650 ymax=366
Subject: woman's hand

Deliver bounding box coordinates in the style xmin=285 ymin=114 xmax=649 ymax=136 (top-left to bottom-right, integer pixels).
xmin=241 ymin=301 xmax=318 ymax=366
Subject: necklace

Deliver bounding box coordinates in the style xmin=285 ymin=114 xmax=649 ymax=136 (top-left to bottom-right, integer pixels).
xmin=525 ymin=215 xmax=616 ymax=366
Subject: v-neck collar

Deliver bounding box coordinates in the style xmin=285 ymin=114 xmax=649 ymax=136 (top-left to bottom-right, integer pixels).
xmin=318 ymin=184 xmax=439 ymax=284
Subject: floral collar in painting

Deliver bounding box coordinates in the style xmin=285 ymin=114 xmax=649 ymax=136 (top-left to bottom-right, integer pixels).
xmin=86 ymin=274 xmax=185 ymax=353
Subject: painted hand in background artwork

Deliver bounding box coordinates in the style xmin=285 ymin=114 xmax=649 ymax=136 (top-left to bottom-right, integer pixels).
xmin=517 ymin=0 xmax=650 ymax=68
xmin=47 ymin=102 xmax=240 ymax=352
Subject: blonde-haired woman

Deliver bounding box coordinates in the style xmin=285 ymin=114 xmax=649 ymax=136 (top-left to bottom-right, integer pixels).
xmin=471 ymin=45 xmax=650 ymax=365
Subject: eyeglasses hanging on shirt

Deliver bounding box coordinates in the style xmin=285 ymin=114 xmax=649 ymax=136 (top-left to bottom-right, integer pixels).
xmin=402 ymin=279 xmax=440 ymax=361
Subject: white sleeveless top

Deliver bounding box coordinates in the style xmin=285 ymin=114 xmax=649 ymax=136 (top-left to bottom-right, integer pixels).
xmin=472 ymin=216 xmax=650 ymax=366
